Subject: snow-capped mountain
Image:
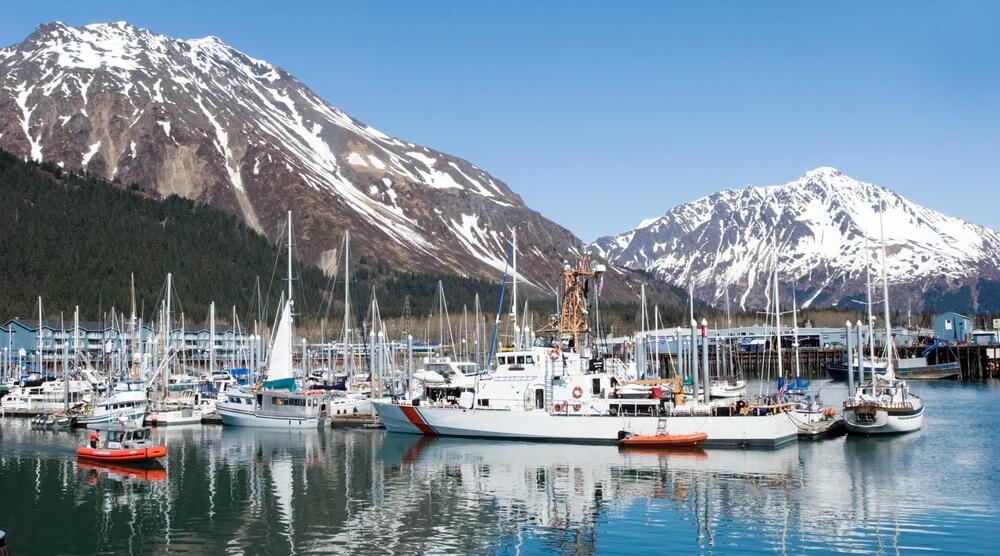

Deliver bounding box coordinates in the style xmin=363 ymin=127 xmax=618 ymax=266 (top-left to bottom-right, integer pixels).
xmin=592 ymin=167 xmax=1000 ymax=309
xmin=1 ymin=21 xmax=662 ymax=298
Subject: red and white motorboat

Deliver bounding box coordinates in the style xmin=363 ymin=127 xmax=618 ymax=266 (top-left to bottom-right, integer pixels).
xmin=77 ymin=423 xmax=167 ymax=463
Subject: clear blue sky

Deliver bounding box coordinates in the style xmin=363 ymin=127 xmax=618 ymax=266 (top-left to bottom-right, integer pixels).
xmin=4 ymin=1 xmax=998 ymax=241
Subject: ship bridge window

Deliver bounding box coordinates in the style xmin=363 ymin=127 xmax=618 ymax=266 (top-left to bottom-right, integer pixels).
xmin=516 ymin=356 xmax=525 ymax=365
xmin=526 ymin=356 xmax=534 ymax=364
xmin=477 ymin=398 xmax=490 ymax=407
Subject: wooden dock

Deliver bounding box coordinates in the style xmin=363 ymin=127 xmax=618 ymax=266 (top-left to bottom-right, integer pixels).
xmin=654 ymin=345 xmax=1000 ymax=380
xmin=330 ymin=414 xmax=382 ymax=429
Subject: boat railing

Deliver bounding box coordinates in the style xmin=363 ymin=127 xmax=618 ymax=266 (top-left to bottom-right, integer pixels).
xmin=843 ymin=399 xmax=913 ymax=411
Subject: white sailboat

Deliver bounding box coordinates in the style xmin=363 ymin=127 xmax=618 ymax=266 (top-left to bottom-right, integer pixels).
xmin=217 ymin=212 xmax=330 ymax=429
xmin=844 ymin=217 xmax=924 ymax=434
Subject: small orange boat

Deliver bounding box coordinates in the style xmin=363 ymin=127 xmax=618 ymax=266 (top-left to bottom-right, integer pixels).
xmin=77 ymin=423 xmax=167 ymax=463
xmin=619 ymin=431 xmax=708 ymax=448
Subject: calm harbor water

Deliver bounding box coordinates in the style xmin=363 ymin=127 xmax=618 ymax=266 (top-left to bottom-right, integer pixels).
xmin=1 ymin=380 xmax=998 ymax=555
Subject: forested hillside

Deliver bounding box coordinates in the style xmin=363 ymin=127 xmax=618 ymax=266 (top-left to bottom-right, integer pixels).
xmin=0 ymin=150 xmax=506 ymax=325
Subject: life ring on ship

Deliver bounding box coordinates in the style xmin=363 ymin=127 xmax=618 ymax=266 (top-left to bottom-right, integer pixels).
xmin=573 ymin=403 xmax=582 ymax=411
xmin=549 ymin=347 xmax=562 ymax=361
xmin=554 ymin=402 xmax=564 ymax=412
xmin=572 ymin=386 xmax=584 ymax=399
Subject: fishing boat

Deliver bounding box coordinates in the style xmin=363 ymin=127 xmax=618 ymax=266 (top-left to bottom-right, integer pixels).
xmin=824 ymin=355 xmax=959 ymax=381
xmin=843 ymin=219 xmax=924 ymax=435
xmin=375 ymin=254 xmax=799 ymax=447
xmin=217 ymin=212 xmax=329 ymax=429
xmin=146 ymin=394 xmax=213 ymax=426
xmin=76 ymin=423 xmax=167 ymax=463
xmin=0 ymin=379 xmax=92 ymax=412
xmin=76 ymin=384 xmax=149 ymax=427
xmin=328 ymin=392 xmax=372 ymax=416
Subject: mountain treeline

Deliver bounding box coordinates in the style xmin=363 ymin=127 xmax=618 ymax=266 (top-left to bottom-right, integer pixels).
xmin=0 ymin=150 xmax=663 ymax=333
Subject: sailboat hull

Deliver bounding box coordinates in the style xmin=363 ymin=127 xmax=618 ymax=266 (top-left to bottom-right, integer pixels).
xmin=844 ymin=404 xmax=923 ymax=434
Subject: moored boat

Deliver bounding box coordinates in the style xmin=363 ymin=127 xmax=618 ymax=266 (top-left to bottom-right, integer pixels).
xmin=825 ymin=358 xmax=959 ymax=381
xmin=843 ymin=219 xmax=925 ymax=435
xmin=376 ymin=255 xmax=799 ymax=448
xmin=619 ymin=430 xmax=708 ymax=448
xmin=216 ymin=212 xmax=329 ymax=429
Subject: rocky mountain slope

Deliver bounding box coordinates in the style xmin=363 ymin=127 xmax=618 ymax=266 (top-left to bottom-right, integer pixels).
xmin=0 ymin=21 xmax=668 ymax=302
xmin=593 ymin=167 xmax=1000 ymax=309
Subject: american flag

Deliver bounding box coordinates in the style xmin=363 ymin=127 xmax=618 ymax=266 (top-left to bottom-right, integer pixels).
xmin=777 ymin=382 xmax=788 ymax=399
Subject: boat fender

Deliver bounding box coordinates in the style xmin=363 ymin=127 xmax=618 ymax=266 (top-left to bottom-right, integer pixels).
xmin=573 ymin=403 xmax=582 ymax=411
xmin=572 ymin=386 xmax=583 ymax=399
xmin=553 ymin=402 xmax=563 ymax=412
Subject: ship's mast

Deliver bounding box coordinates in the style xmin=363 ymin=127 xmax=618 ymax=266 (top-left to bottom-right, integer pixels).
xmin=555 ymin=256 xmax=603 ymax=353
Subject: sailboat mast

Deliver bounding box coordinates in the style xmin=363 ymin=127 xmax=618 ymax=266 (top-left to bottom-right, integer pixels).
xmin=62 ymin=315 xmax=68 ymax=412
xmin=879 ymin=214 xmax=894 ymax=375
xmin=37 ymin=297 xmax=42 ymax=376
xmin=725 ymin=293 xmax=734 ymax=376
xmin=792 ymin=291 xmax=801 ymax=380
xmin=510 ymin=229 xmax=518 ymax=345
xmin=865 ymin=239 xmax=876 ymax=370
xmin=210 ymin=302 xmax=216 ymax=375
xmin=474 ymin=293 xmax=482 ymax=367
xmin=129 ymin=274 xmax=138 ymax=379
xmin=286 ymin=211 xmax=294 ymax=369
xmin=343 ymin=230 xmax=351 ymax=375
xmin=164 ymin=273 xmax=172 ymax=389
xmin=438 ymin=281 xmax=445 ymax=353
xmin=287 ymin=211 xmax=293 ymax=305
xmin=773 ymin=235 xmax=784 ymax=381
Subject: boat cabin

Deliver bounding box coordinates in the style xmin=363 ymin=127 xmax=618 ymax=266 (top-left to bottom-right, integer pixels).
xmin=92 ymin=424 xmax=156 ymax=450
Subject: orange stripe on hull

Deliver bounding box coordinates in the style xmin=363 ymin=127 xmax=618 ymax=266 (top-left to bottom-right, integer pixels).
xmin=400 ymin=406 xmax=436 ymax=435
xmin=76 ymin=445 xmax=168 ymax=463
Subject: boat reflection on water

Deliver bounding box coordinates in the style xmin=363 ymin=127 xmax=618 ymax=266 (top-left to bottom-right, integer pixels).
xmin=372 ymin=435 xmax=801 ymax=553
xmin=78 ymin=460 xmax=167 ymax=482
xmin=2 ymin=400 xmax=998 ymax=555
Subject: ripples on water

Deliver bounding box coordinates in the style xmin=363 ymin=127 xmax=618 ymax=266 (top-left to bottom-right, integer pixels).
xmin=1 ymin=380 xmax=998 ymax=555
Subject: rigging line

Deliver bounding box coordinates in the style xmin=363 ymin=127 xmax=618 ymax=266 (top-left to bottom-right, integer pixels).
xmin=486 ymin=241 xmax=514 ymax=369
xmin=261 ymin=217 xmax=286 ymax=335
xmin=319 ymin=236 xmax=345 ymax=325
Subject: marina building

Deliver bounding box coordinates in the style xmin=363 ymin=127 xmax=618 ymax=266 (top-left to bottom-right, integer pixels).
xmin=0 ymin=318 xmax=256 ymax=371
xmin=933 ymin=312 xmax=972 ymax=343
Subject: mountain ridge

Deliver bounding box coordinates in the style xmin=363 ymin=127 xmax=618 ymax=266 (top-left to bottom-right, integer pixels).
xmin=592 ymin=167 xmax=1000 ymax=310
xmin=1 ymin=20 xmax=673 ymax=303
